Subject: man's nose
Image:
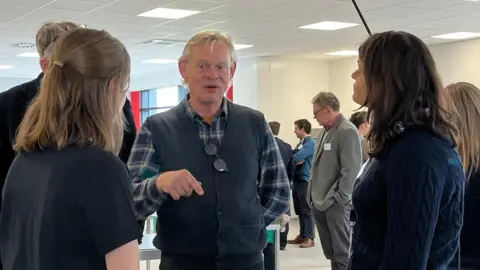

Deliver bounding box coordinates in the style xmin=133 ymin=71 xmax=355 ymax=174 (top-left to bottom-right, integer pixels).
xmin=205 ymin=67 xmax=219 ymax=79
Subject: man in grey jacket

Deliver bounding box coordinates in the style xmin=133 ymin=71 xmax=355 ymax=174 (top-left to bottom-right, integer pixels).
xmin=308 ymin=92 xmax=362 ymax=270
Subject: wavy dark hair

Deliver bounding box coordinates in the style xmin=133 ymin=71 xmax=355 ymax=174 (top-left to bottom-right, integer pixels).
xmin=358 ymin=31 xmax=457 ymax=157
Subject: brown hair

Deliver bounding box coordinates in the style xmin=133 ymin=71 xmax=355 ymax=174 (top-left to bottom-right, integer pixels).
xmin=268 ymin=121 xmax=281 ymax=136
xmin=358 ymin=31 xmax=457 ymax=157
xmin=15 ymin=28 xmax=130 ymax=154
xmin=36 ymin=21 xmax=80 ymax=57
xmin=446 ymin=82 xmax=480 ymax=176
xmin=294 ymin=119 xmax=312 ymax=134
xmin=311 ymin=92 xmax=340 ymax=111
xmin=349 ymin=111 xmax=367 ymax=129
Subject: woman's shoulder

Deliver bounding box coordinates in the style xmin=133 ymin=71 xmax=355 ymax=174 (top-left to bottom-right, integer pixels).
xmin=56 ymin=145 xmax=126 ymax=174
xmin=385 ymin=130 xmax=463 ymax=177
xmin=390 ymin=129 xmax=456 ymax=159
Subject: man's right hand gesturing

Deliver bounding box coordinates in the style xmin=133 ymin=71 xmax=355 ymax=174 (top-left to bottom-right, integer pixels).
xmin=155 ymin=169 xmax=204 ymax=200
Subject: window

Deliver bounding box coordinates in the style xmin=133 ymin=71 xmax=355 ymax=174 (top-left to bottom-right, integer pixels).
xmin=139 ymin=86 xmax=184 ymax=124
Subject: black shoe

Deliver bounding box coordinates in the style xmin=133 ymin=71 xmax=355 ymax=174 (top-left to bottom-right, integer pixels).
xmin=280 ymin=246 xmax=286 ymax=251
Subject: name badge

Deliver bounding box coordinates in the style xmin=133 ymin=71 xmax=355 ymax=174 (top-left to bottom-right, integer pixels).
xmin=324 ymin=143 xmax=331 ymax=151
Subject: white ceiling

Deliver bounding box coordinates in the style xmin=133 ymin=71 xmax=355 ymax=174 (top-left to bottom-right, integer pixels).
xmin=0 ymin=0 xmax=479 ymax=81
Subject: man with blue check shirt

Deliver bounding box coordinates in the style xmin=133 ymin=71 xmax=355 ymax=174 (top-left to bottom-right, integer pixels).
xmin=127 ymin=30 xmax=290 ymax=270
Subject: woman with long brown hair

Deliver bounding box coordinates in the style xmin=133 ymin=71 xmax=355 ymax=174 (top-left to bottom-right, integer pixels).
xmin=0 ymin=28 xmax=140 ymax=270
xmin=446 ymin=82 xmax=480 ymax=269
xmin=349 ymin=31 xmax=465 ymax=269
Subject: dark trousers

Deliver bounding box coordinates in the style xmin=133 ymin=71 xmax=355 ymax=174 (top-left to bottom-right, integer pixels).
xmin=263 ymin=243 xmax=275 ymax=270
xmin=292 ymin=180 xmax=315 ymax=240
xmin=159 ymin=255 xmax=264 ymax=270
xmin=280 ymin=222 xmax=289 ymax=248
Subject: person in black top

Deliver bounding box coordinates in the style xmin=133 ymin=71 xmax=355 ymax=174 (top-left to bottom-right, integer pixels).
xmin=349 ymin=31 xmax=464 ymax=270
xmin=0 ymin=21 xmax=137 ymax=211
xmin=265 ymin=121 xmax=294 ymax=262
xmin=0 ymin=28 xmax=141 ymax=270
xmin=446 ymin=82 xmax=480 ymax=270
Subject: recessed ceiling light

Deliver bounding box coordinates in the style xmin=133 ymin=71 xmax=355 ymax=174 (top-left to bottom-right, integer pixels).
xmin=142 ymin=59 xmax=177 ymax=64
xmin=299 ymin=21 xmax=358 ymax=31
xmin=234 ymin=44 xmax=254 ymax=50
xmin=17 ymin=52 xmax=39 ymax=58
xmin=325 ymin=50 xmax=358 ymax=56
xmin=138 ymin=7 xmax=200 ymax=19
xmin=0 ymin=65 xmax=14 ymax=70
xmin=432 ymin=32 xmax=480 ymax=40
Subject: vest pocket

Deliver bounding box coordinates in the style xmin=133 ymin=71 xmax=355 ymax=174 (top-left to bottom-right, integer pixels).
xmin=240 ymin=201 xmax=264 ymax=228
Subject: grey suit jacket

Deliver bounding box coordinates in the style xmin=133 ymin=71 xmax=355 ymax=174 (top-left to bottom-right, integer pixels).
xmin=308 ymin=115 xmax=363 ymax=211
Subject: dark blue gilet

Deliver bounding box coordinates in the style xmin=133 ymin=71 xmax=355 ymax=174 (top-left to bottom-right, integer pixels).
xmin=147 ymin=101 xmax=267 ymax=268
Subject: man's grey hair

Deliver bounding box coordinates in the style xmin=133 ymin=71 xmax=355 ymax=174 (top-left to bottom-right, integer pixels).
xmin=36 ymin=21 xmax=81 ymax=58
xmin=312 ymin=92 xmax=341 ymax=112
xmin=180 ymin=30 xmax=237 ymax=64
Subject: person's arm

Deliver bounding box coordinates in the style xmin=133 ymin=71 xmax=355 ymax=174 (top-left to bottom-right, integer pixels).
xmin=105 ymin=240 xmax=139 ymax=270
xmin=128 ymin=122 xmax=168 ymax=221
xmin=0 ymin=93 xmax=14 ymax=185
xmin=292 ymin=139 xmax=314 ymax=164
xmin=80 ymin=153 xmax=141 ymax=270
xmin=379 ymin=160 xmax=447 ymax=269
xmin=286 ymin=146 xmax=295 ymax=181
xmin=258 ymin=120 xmax=290 ymax=226
xmin=119 ymin=99 xmax=137 ymax=164
xmin=334 ymin=128 xmax=362 ymax=204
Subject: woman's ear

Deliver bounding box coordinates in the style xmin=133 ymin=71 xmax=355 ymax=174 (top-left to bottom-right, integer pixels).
xmin=108 ymin=77 xmax=124 ymax=96
xmin=39 ymin=57 xmax=50 ymax=73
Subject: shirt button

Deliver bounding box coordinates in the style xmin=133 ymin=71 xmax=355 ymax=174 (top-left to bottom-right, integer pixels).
xmin=217 ymin=211 xmax=222 ymax=216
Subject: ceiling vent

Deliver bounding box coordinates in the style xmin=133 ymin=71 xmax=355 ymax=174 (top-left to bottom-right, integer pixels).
xmin=140 ymin=39 xmax=185 ymax=46
xmin=9 ymin=42 xmax=36 ymax=49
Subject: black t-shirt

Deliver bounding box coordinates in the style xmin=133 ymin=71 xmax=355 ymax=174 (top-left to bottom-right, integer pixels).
xmin=0 ymin=145 xmax=141 ymax=270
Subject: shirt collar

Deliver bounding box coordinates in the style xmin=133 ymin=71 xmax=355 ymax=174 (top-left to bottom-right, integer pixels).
xmin=182 ymin=93 xmax=228 ymax=121
xmin=324 ymin=114 xmax=342 ymax=131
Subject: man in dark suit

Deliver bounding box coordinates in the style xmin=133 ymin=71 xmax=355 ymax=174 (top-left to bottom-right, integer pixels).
xmin=0 ymin=22 xmax=137 ymax=266
xmin=262 ymin=121 xmax=294 ymax=270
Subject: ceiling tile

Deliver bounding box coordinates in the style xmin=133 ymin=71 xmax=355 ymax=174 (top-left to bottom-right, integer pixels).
xmin=0 ymin=0 xmax=479 ymax=85
xmin=73 ymin=12 xmax=132 ymax=28
xmin=44 ymin=0 xmax=109 ymax=11
xmin=400 ymin=0 xmax=468 ymax=9
xmin=0 ymin=0 xmax=54 ymax=7
xmin=163 ymin=0 xmax=227 ymax=12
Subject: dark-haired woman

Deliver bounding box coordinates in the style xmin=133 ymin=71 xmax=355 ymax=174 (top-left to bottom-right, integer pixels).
xmin=349 ymin=31 xmax=465 ymax=270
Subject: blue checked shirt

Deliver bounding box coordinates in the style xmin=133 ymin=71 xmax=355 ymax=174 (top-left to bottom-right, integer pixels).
xmin=128 ymin=97 xmax=290 ymax=226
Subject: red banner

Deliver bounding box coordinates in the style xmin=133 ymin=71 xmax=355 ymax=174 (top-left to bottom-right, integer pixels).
xmin=130 ymin=91 xmax=141 ymax=130
xmin=226 ymin=84 xmax=233 ymax=101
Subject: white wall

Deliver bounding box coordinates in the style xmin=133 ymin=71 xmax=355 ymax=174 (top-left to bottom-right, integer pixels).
xmin=328 ymin=58 xmax=360 ymax=118
xmin=0 ymin=77 xmax=35 ymax=92
xmin=257 ymin=57 xmax=329 ymax=146
xmin=130 ymin=67 xmax=182 ymax=91
xmin=233 ymin=56 xmax=258 ymax=109
xmin=429 ymin=39 xmax=480 ymax=87
xmin=326 ymin=38 xmax=480 ymax=114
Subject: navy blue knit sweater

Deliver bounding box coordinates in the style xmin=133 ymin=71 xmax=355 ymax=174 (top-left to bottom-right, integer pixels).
xmin=349 ymin=128 xmax=465 ymax=270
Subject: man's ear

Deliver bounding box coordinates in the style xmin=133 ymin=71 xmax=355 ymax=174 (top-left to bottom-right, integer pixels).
xmin=178 ymin=57 xmax=188 ymax=81
xmin=230 ymin=61 xmax=237 ymax=80
xmin=39 ymin=57 xmax=50 ymax=73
